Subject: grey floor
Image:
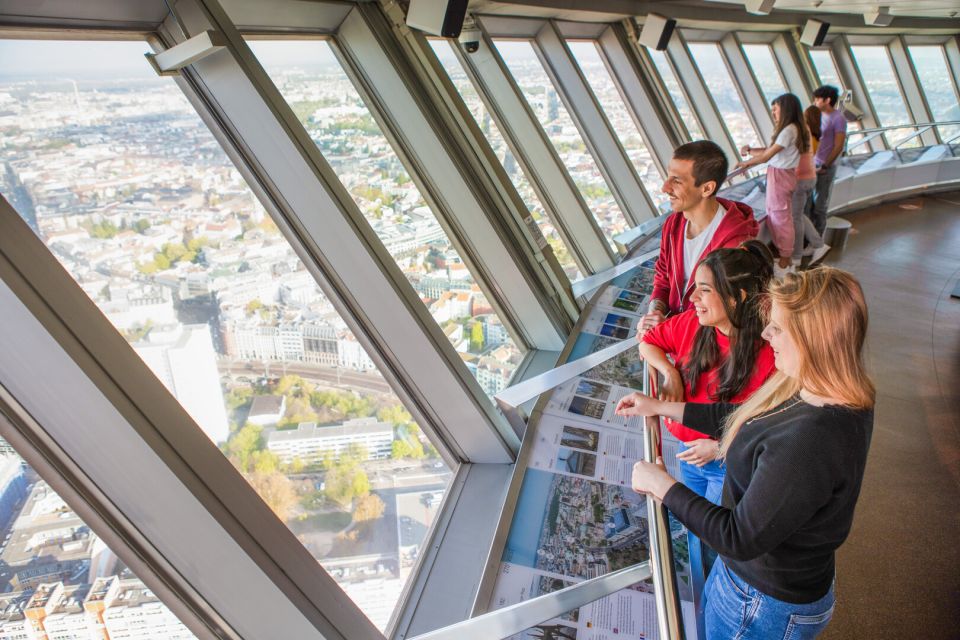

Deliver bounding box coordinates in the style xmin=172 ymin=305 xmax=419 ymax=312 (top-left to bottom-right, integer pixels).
xmin=816 ymin=192 xmax=960 ymax=639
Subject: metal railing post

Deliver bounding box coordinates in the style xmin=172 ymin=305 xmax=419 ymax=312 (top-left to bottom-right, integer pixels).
xmin=641 ymin=361 xmax=685 ymax=640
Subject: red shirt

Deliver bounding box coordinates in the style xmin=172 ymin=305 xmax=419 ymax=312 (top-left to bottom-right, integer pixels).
xmin=642 ymin=309 xmax=776 ymax=442
xmin=652 ymin=198 xmax=758 ymax=315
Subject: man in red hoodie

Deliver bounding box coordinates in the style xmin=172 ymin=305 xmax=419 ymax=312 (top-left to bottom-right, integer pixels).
xmin=640 ymin=141 xmax=758 ymax=336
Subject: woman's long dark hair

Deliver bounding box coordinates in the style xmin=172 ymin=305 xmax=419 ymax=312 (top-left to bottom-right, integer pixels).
xmin=771 ymin=93 xmax=810 ymax=154
xmin=681 ymin=240 xmax=774 ymax=402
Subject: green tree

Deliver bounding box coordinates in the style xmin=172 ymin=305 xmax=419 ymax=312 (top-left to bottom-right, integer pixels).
xmin=470 ymin=322 xmax=484 ymax=352
xmin=391 ymin=439 xmax=414 ymax=459
xmin=247 ymin=471 xmax=297 ymax=521
xmin=223 ymin=424 xmax=263 ymax=472
xmin=132 ymin=219 xmax=151 ymax=234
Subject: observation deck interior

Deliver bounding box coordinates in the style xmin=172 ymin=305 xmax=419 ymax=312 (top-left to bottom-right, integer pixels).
xmin=0 ymin=0 xmax=957 ymax=639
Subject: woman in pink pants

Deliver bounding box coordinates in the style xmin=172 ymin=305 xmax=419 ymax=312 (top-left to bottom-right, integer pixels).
xmin=737 ymin=94 xmax=809 ymax=277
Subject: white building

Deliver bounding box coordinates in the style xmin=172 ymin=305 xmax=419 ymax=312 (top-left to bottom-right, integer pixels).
xmin=266 ymin=418 xmax=393 ymax=464
xmin=133 ymin=324 xmax=230 ymax=443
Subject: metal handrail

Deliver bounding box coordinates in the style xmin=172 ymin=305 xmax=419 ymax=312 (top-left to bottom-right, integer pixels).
xmin=846 ymin=120 xmax=960 ymax=153
xmin=846 ymin=120 xmax=960 ymax=137
xmin=893 ymin=125 xmax=933 ymax=149
xmin=642 ymin=361 xmax=685 ymax=640
xmin=407 ymin=562 xmax=653 ymax=640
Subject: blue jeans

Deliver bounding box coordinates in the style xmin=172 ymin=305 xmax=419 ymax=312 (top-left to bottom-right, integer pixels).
xmin=679 ymin=444 xmax=725 ymax=588
xmin=678 ymin=444 xmax=725 ymax=505
xmin=705 ymin=560 xmax=835 ymax=640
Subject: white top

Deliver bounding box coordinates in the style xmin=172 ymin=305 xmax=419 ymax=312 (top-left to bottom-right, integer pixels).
xmin=768 ymin=123 xmax=800 ymax=169
xmin=683 ymin=203 xmax=725 ymax=289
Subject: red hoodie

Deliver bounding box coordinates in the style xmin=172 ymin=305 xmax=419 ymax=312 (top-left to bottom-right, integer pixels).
xmin=651 ymin=197 xmax=758 ymax=315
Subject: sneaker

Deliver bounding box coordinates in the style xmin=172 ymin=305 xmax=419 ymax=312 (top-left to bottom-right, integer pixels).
xmin=802 ymin=244 xmax=816 ymax=257
xmin=808 ymin=244 xmax=831 ymax=265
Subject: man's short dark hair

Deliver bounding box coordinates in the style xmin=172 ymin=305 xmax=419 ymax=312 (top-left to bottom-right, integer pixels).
xmin=813 ymin=85 xmax=840 ymax=107
xmin=672 ymin=140 xmax=728 ymax=197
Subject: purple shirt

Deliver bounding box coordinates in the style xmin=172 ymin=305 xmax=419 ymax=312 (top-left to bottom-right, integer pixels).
xmin=815 ymin=110 xmax=847 ymax=166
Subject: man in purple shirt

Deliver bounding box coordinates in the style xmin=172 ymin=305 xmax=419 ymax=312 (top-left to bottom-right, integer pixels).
xmin=810 ymin=85 xmax=847 ymax=234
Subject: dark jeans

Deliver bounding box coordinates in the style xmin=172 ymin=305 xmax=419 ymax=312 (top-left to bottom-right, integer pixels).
xmin=809 ymin=164 xmax=838 ymax=235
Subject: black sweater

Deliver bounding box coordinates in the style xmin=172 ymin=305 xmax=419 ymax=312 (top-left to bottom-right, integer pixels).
xmin=662 ymin=397 xmax=873 ymax=603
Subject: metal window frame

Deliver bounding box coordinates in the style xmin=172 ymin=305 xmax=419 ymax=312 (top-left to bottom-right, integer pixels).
xmin=828 ymin=35 xmax=885 ymax=151
xmin=637 ymin=38 xmax=707 ymax=143
xmin=533 ymin=20 xmax=658 ymax=226
xmin=889 ymin=36 xmax=943 ymax=146
xmin=738 ymin=38 xmax=791 ymax=104
xmin=452 ymin=24 xmax=616 ymax=276
xmin=720 ymin=33 xmax=775 ymax=141
xmin=332 ymin=4 xmax=573 ymax=351
xmin=0 ymin=204 xmax=377 ymax=640
xmin=677 ymin=33 xmax=760 ymax=157
xmin=666 ymin=32 xmax=740 ymax=160
xmin=595 ymin=22 xmax=681 ymax=178
xmin=845 ymin=36 xmax=918 ymax=149
xmin=903 ymin=39 xmax=960 ymax=143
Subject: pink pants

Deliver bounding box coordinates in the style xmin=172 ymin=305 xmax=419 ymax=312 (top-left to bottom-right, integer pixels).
xmin=765 ymin=166 xmax=797 ymax=259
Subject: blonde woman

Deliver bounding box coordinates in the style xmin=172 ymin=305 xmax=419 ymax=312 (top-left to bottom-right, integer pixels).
xmin=616 ymin=267 xmax=874 ymax=639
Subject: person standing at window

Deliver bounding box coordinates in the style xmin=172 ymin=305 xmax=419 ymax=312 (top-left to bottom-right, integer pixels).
xmin=737 ymin=93 xmax=808 ymax=278
xmin=810 ymin=85 xmax=848 ymax=235
xmin=639 ymin=240 xmax=776 ymax=506
xmin=619 ymin=267 xmax=874 ymax=639
xmin=639 ymin=141 xmax=758 ymax=337
xmin=793 ymin=106 xmax=830 ymax=266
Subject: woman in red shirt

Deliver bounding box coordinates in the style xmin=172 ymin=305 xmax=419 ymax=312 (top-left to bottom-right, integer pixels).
xmin=640 ymin=240 xmax=776 ymax=504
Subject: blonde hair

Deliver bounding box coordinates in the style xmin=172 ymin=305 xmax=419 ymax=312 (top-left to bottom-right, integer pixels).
xmin=719 ymin=267 xmax=875 ymax=456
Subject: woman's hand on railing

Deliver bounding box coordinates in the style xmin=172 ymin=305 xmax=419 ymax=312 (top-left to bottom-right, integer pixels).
xmin=632 ymin=457 xmax=676 ymax=501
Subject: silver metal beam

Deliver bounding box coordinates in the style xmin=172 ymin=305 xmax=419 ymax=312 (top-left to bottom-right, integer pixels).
xmin=668 ymin=32 xmax=740 ymax=161
xmin=831 ymin=35 xmax=886 ymax=151
xmin=469 ymin=18 xmax=616 ymax=275
xmin=888 ymin=36 xmax=939 ymax=146
xmin=598 ymin=22 xmax=679 ymax=176
xmin=535 ymin=20 xmax=658 ymax=226
xmin=340 ymin=4 xmax=577 ymax=348
xmin=723 ymin=33 xmax=774 ymax=143
xmin=408 ymin=562 xmax=652 ymax=640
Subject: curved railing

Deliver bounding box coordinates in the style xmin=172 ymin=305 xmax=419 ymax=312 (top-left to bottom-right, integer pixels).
xmin=846 ymin=120 xmax=960 ymax=154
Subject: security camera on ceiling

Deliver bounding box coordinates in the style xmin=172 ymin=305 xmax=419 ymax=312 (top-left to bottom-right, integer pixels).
xmin=405 ymin=0 xmax=469 ymax=38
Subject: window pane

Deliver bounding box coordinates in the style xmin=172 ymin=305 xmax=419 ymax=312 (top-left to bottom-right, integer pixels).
xmin=494 ymin=40 xmax=630 ymax=246
xmin=249 ymin=40 xmax=524 ymax=397
xmin=908 ymin=46 xmax=960 ymax=141
xmin=0 ymin=448 xmax=198 ymax=638
xmin=851 ymin=45 xmax=917 ymax=147
xmin=428 ymin=40 xmax=581 ymax=280
xmin=809 ymin=49 xmax=842 ymax=89
xmin=741 ymin=43 xmax=787 ymax=105
xmin=0 ymin=39 xmax=454 ymax=631
xmin=646 ymin=48 xmax=705 ymax=140
xmin=566 ymin=41 xmax=668 ymax=214
xmin=688 ymin=42 xmax=762 ymax=151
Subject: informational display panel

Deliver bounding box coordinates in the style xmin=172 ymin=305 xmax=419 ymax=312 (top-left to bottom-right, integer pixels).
xmin=487 ymin=262 xmax=701 ymax=639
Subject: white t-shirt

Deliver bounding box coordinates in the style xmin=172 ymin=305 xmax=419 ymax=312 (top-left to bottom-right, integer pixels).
xmin=768 ymin=123 xmax=800 ymax=169
xmin=683 ymin=203 xmax=725 ymax=288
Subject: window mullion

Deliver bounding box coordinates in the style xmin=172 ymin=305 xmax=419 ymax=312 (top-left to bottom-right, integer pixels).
xmin=598 ymin=22 xmax=681 ymax=177
xmin=172 ymin=0 xmax=519 ymax=463
xmin=724 ymin=33 xmax=775 ymax=142
xmin=469 ymin=20 xmax=616 ymax=275
xmin=889 ymin=36 xmax=938 ymax=145
xmin=832 ymin=35 xmax=885 ymax=150
xmin=668 ymin=32 xmax=740 ymax=160
xmin=774 ymin=33 xmax=816 ymax=101
xmin=335 ymin=4 xmax=574 ymax=350
xmin=535 ymin=20 xmax=658 ymax=225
